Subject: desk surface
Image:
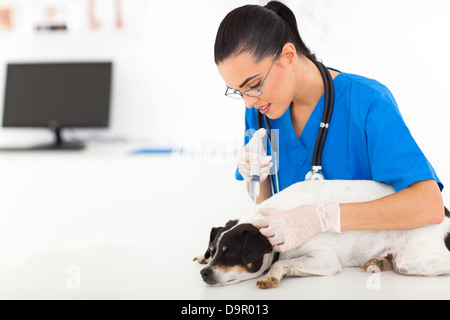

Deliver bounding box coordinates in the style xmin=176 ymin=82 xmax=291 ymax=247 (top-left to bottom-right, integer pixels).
xmin=0 ymin=143 xmax=449 ymax=300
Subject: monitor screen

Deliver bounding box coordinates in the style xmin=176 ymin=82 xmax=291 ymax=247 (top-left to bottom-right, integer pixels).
xmin=2 ymin=62 xmax=112 ymax=128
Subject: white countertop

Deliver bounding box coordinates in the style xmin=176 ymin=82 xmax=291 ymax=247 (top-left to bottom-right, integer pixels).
xmin=0 ymin=142 xmax=449 ymax=299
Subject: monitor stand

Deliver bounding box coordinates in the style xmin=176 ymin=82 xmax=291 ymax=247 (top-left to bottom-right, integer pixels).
xmin=30 ymin=127 xmax=85 ymax=150
xmin=0 ymin=127 xmax=85 ymax=151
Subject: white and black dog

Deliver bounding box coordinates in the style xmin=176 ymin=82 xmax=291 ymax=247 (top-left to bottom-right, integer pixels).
xmin=194 ymin=180 xmax=450 ymax=288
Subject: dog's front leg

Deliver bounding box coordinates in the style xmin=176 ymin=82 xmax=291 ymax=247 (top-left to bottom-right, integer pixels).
xmin=257 ymin=252 xmax=341 ymax=289
xmin=193 ymin=254 xmax=210 ymax=264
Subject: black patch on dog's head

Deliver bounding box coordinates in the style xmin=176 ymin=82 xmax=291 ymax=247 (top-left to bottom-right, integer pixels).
xmin=204 ymin=220 xmax=238 ymax=260
xmin=210 ymin=223 xmax=273 ymax=273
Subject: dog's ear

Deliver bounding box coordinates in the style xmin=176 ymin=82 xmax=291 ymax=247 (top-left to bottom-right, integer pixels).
xmin=208 ymin=219 xmax=238 ymax=244
xmin=209 ymin=227 xmax=223 ymax=244
xmin=204 ymin=226 xmax=223 ymax=259
xmin=204 ymin=220 xmax=238 ymax=259
xmin=241 ymin=229 xmax=272 ymax=264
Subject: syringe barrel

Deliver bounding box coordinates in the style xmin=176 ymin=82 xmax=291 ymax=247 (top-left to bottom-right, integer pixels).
xmin=248 ymin=130 xmax=262 ymax=198
xmin=249 ymin=175 xmax=260 ymax=198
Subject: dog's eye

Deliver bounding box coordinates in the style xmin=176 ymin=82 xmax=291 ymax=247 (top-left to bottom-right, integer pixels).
xmin=225 ymin=249 xmax=234 ymax=257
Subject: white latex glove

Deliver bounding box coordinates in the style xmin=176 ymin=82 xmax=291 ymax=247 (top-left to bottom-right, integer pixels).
xmin=237 ymin=128 xmax=272 ymax=182
xmin=255 ymin=202 xmax=341 ymax=252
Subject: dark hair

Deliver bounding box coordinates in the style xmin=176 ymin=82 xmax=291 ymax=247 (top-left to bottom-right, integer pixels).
xmin=214 ymin=1 xmax=316 ymax=64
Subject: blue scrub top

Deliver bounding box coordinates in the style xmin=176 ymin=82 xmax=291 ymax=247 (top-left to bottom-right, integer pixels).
xmin=235 ymin=71 xmax=443 ymax=192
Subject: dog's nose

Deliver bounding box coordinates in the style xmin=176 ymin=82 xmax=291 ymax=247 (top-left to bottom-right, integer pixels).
xmin=200 ymin=267 xmax=212 ymax=282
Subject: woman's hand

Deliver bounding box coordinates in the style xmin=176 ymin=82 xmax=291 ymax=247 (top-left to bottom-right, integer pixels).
xmin=237 ymin=128 xmax=272 ymax=182
xmin=255 ymin=202 xmax=341 ymax=252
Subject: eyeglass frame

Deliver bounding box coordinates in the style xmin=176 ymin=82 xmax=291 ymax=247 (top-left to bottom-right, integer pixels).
xmin=224 ymin=52 xmax=280 ymax=99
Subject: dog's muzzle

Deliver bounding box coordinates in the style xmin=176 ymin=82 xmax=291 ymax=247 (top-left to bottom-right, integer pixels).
xmin=200 ymin=266 xmax=215 ymax=284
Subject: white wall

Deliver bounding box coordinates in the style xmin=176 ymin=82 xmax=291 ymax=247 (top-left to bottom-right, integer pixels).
xmin=1 ymin=0 xmax=449 ymax=192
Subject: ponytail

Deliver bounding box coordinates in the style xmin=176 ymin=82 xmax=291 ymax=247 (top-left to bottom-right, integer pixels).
xmin=214 ymin=1 xmax=316 ymax=64
xmin=264 ymin=1 xmax=316 ymax=61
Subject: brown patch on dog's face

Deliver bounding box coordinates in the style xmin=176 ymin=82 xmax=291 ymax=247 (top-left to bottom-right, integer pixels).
xmin=216 ymin=264 xmax=246 ymax=274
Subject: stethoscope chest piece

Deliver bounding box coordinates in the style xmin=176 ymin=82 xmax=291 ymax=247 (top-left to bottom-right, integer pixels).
xmin=305 ymin=167 xmax=325 ymax=181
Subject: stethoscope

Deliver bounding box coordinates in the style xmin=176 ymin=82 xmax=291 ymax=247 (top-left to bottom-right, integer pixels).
xmin=257 ymin=59 xmax=335 ymax=195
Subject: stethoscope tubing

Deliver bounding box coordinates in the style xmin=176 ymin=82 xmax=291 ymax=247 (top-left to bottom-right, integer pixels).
xmin=256 ymin=59 xmax=334 ymax=195
xmin=311 ymin=60 xmax=334 ymax=169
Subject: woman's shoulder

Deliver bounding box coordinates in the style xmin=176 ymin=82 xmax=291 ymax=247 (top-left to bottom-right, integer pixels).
xmin=336 ymin=71 xmax=392 ymax=97
xmin=331 ymin=70 xmax=402 ymax=126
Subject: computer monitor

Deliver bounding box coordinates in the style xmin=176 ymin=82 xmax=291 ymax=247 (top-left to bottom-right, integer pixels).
xmin=2 ymin=62 xmax=112 ymax=150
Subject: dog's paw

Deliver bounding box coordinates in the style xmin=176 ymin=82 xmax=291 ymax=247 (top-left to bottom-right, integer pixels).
xmin=257 ymin=276 xmax=280 ymax=289
xmin=360 ymin=257 xmax=393 ymax=273
xmin=193 ymin=254 xmax=209 ymax=264
xmin=362 ymin=264 xmax=381 ymax=273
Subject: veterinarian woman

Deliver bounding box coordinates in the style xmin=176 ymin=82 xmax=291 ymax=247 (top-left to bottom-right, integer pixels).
xmin=215 ymin=1 xmax=444 ymax=252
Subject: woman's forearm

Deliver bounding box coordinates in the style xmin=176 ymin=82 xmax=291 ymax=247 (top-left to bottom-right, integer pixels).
xmin=340 ymin=179 xmax=444 ymax=231
xmin=250 ymin=178 xmax=444 ymax=230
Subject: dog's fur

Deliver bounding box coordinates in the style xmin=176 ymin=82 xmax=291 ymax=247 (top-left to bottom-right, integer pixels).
xmin=194 ymin=180 xmax=450 ymax=288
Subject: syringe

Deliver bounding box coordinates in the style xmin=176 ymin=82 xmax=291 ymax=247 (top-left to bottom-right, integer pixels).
xmin=248 ymin=133 xmax=261 ymax=206
xmin=249 ymin=162 xmax=260 ymax=205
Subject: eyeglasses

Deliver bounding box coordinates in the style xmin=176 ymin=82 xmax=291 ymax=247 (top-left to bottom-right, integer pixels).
xmin=224 ymin=53 xmax=279 ymax=99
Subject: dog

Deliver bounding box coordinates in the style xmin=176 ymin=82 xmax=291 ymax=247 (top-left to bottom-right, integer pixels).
xmin=194 ymin=180 xmax=450 ymax=288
